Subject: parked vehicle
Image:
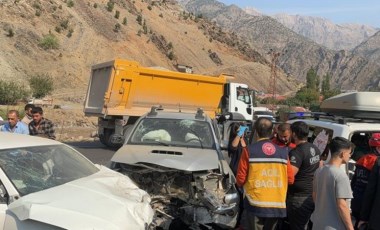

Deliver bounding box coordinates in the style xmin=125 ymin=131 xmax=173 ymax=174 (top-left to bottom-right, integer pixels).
xmin=27 ymin=97 xmax=53 ymax=107
xmin=84 ymin=59 xmax=254 ymax=147
xmin=253 ymin=110 xmax=276 ymax=122
xmin=109 ymin=107 xmax=239 ymax=229
xmin=0 ymin=133 xmax=153 ymax=229
xmin=287 ymin=92 xmax=380 ymax=179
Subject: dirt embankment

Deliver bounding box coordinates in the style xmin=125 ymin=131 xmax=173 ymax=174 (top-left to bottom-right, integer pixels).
xmin=0 ymin=101 xmax=98 ymax=142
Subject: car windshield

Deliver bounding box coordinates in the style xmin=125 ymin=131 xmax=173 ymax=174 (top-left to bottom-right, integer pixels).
xmin=129 ymin=118 xmax=215 ymax=149
xmin=0 ymin=145 xmax=99 ymax=196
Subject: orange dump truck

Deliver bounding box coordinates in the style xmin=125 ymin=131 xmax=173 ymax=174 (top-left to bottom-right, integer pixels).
xmin=84 ymin=59 xmax=253 ymax=147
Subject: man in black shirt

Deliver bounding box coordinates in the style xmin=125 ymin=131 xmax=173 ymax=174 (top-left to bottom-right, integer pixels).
xmin=287 ymin=121 xmax=321 ymax=230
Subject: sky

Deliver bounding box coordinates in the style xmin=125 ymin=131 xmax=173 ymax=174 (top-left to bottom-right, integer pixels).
xmin=218 ymin=0 xmax=380 ymax=28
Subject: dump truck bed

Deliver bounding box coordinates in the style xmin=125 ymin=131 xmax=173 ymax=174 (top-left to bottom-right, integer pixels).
xmin=84 ymin=59 xmax=228 ymax=118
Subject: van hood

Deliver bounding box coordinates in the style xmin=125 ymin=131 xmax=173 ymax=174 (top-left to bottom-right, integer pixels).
xmin=8 ymin=166 xmax=153 ymax=230
xmin=111 ymin=145 xmax=220 ymax=171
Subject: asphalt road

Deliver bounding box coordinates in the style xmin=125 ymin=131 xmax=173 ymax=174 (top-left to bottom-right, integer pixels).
xmin=65 ymin=141 xmax=116 ymax=166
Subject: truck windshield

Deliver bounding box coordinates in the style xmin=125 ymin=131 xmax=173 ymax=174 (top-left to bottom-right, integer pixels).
xmin=129 ymin=118 xmax=215 ymax=149
xmin=237 ymin=87 xmax=251 ymax=104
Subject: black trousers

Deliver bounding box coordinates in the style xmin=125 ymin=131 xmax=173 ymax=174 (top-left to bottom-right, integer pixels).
xmin=243 ymin=210 xmax=279 ymax=230
xmin=286 ymin=195 xmax=314 ymax=230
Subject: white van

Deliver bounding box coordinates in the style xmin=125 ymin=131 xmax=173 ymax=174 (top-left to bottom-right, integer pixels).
xmin=288 ymin=92 xmax=380 ymax=179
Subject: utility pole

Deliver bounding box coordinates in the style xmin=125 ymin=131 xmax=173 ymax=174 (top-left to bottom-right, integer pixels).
xmin=268 ymin=50 xmax=280 ymax=111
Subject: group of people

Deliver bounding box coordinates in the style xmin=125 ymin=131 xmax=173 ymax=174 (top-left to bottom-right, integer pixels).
xmin=228 ymin=117 xmax=380 ymax=230
xmin=0 ymin=104 xmax=56 ymax=139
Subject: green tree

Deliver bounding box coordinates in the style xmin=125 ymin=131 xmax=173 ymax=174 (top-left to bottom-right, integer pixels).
xmin=306 ymin=68 xmax=319 ymax=90
xmin=0 ymin=80 xmax=29 ymax=104
xmin=321 ymin=74 xmax=340 ymax=99
xmin=294 ymin=87 xmax=320 ymax=109
xmin=28 ymin=74 xmax=54 ymax=98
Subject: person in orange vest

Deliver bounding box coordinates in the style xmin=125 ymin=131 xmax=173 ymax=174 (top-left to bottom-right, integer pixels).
xmin=352 ymin=133 xmax=380 ymax=229
xmin=236 ymin=117 xmax=294 ymax=230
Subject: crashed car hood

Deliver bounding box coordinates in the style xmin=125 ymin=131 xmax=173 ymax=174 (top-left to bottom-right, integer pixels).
xmin=112 ymin=145 xmax=220 ymax=171
xmin=8 ymin=166 xmax=153 ymax=230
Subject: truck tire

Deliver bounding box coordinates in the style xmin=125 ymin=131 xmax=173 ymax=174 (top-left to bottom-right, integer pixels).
xmin=99 ymin=133 xmax=108 ymax=146
xmin=104 ymin=129 xmax=122 ymax=149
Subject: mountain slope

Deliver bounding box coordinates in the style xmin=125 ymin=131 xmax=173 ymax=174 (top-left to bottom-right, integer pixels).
xmin=0 ymin=0 xmax=295 ymax=97
xmin=179 ymin=0 xmax=380 ymax=91
xmin=270 ymin=14 xmax=377 ymax=51
xmin=353 ymin=30 xmax=380 ymax=61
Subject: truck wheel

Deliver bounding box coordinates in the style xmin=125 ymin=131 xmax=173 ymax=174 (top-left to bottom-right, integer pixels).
xmin=104 ymin=129 xmax=122 ymax=149
xmin=99 ymin=134 xmax=108 ymax=146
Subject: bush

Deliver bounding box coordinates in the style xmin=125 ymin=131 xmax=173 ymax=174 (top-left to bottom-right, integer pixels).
xmin=0 ymin=80 xmax=29 ymax=104
xmin=7 ymin=28 xmax=14 ymax=37
xmin=167 ymin=51 xmax=174 ymax=60
xmin=93 ymin=3 xmax=98 ymax=8
xmin=147 ymin=5 xmax=152 ymax=11
xmin=115 ymin=10 xmax=120 ymax=19
xmin=39 ymin=34 xmax=59 ymax=50
xmin=106 ymin=1 xmax=114 ymax=12
xmin=60 ymin=19 xmax=69 ymax=30
xmin=55 ymin=26 xmax=62 ymax=33
xmin=35 ymin=10 xmax=41 ymax=16
xmin=67 ymin=28 xmax=74 ymax=37
xmin=122 ymin=17 xmax=127 ymax=25
xmin=136 ymin=14 xmax=142 ymax=25
xmin=114 ymin=23 xmax=121 ymax=32
xmin=28 ymin=74 xmax=54 ymax=98
xmin=159 ymin=13 xmax=163 ymax=18
xmin=67 ymin=0 xmax=74 ymax=7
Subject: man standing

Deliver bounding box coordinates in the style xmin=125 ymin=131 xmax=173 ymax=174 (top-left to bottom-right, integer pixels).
xmin=358 ymin=133 xmax=380 ymax=230
xmin=21 ymin=104 xmax=35 ymax=125
xmin=311 ymin=137 xmax=354 ymax=230
xmin=273 ymin=123 xmax=296 ymax=149
xmin=351 ymin=133 xmax=380 ymax=229
xmin=237 ymin=117 xmax=291 ymax=230
xmin=28 ymin=106 xmax=56 ymax=139
xmin=0 ymin=110 xmax=29 ymax=134
xmin=287 ymin=121 xmax=321 ymax=230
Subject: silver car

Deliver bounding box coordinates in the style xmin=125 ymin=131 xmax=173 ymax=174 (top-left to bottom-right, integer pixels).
xmin=0 ymin=132 xmax=153 ymax=229
xmin=110 ymin=107 xmax=239 ymax=229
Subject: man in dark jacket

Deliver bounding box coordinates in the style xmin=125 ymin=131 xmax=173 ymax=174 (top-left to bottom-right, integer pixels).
xmin=359 ymin=133 xmax=380 ymax=230
xmin=351 ymin=133 xmax=380 ymax=229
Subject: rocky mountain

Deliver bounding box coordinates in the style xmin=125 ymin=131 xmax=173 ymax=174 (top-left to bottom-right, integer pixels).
xmin=179 ymin=0 xmax=380 ymax=91
xmin=0 ymin=0 xmax=295 ymax=98
xmin=268 ymin=14 xmax=377 ymax=51
xmin=353 ymin=30 xmax=380 ymax=61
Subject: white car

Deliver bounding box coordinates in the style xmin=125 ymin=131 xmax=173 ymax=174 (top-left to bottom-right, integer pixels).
xmin=110 ymin=107 xmax=239 ymax=229
xmin=0 ymin=132 xmax=153 ymax=229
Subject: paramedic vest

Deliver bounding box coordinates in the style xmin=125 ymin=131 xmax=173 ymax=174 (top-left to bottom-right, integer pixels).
xmin=244 ymin=139 xmax=289 ymax=217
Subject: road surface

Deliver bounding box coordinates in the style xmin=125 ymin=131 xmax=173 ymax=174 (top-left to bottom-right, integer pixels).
xmin=66 ymin=141 xmax=116 ymax=165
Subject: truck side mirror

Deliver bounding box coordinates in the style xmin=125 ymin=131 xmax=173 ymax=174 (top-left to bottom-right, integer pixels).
xmin=247 ymin=107 xmax=252 ymax=115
